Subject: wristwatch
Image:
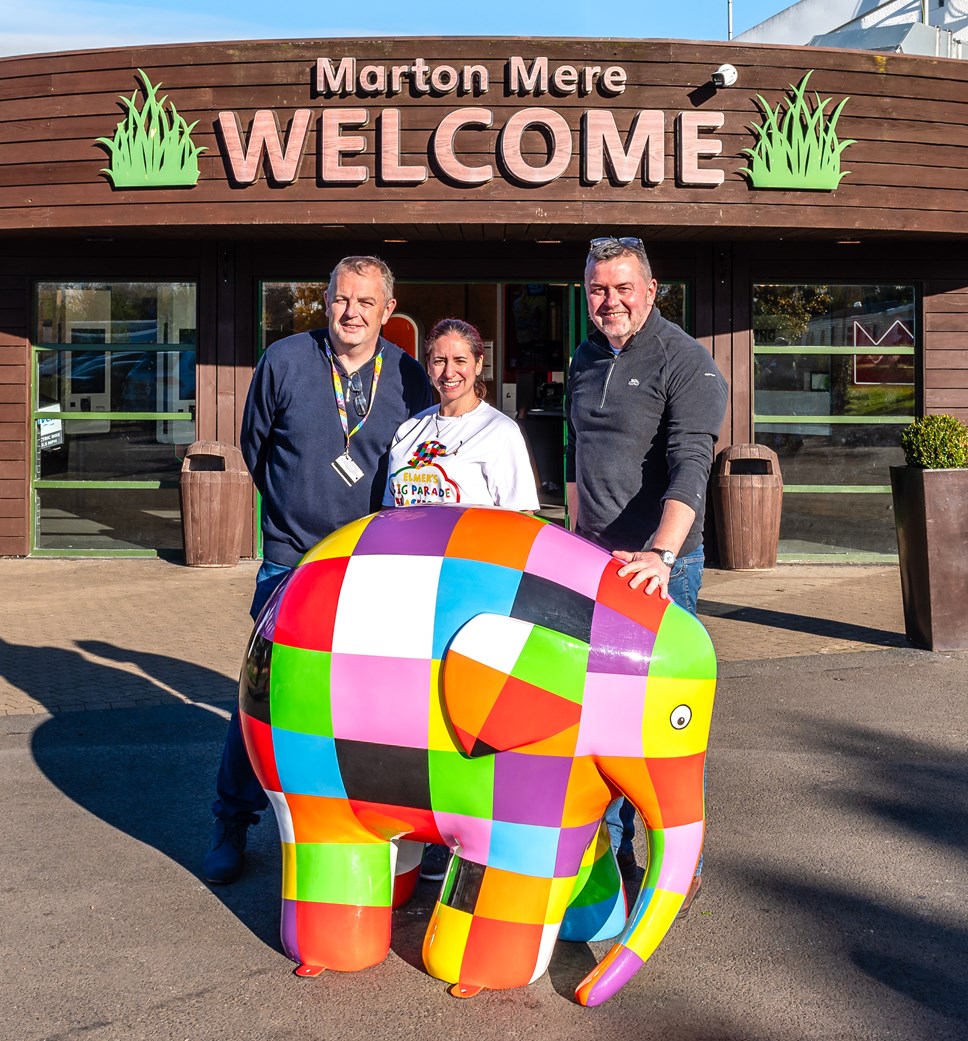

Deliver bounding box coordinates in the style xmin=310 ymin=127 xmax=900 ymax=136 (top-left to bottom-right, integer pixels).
xmin=650 ymin=547 xmax=676 ymax=567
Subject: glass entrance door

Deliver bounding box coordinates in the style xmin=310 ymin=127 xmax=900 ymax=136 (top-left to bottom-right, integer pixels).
xmin=259 ymin=279 xmax=572 ymax=524
xmin=503 ymin=282 xmax=582 ymax=524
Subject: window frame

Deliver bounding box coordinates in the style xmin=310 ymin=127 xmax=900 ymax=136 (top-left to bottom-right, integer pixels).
xmin=30 ymin=280 xmax=198 ymax=556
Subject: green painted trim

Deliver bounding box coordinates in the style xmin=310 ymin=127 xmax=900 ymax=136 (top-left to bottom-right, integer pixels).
xmin=35 ymin=480 xmax=178 ymax=490
xmin=783 ymin=484 xmax=891 ymax=494
xmin=753 ymin=345 xmax=915 ymax=356
xmin=753 ymin=414 xmax=913 ymax=424
xmin=31 ymin=411 xmax=191 ymax=421
xmin=776 ymin=552 xmax=898 ymax=563
xmin=29 ymin=350 xmax=39 ymax=549
xmin=30 ymin=548 xmax=160 ymax=558
xmin=34 ymin=343 xmax=195 ymax=352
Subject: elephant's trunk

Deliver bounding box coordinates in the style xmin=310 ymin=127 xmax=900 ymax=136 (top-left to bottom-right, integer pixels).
xmin=575 ymin=756 xmax=706 ymax=1006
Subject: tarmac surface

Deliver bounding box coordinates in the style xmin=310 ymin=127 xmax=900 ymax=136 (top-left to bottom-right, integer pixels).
xmin=1 ymin=557 xmax=966 ymax=1040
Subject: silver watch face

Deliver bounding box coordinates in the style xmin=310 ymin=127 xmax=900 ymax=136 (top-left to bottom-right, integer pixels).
xmin=655 ymin=549 xmax=676 ymax=567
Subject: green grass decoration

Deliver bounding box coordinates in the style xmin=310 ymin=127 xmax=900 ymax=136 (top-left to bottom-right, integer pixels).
xmin=97 ymin=69 xmax=205 ymax=188
xmin=741 ymin=71 xmax=855 ymax=191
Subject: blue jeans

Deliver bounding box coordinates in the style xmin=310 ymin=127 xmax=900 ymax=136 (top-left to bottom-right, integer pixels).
xmin=211 ymin=560 xmax=292 ymax=824
xmin=667 ymin=543 xmax=705 ymax=616
xmin=248 ymin=559 xmax=292 ymax=621
xmin=605 ymin=544 xmax=705 ymax=863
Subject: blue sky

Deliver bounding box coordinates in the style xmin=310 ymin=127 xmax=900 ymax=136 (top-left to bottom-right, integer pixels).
xmin=1 ymin=0 xmax=788 ymax=58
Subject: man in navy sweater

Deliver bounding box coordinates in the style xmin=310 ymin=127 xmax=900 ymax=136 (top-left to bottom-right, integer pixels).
xmin=204 ymin=255 xmax=433 ymax=884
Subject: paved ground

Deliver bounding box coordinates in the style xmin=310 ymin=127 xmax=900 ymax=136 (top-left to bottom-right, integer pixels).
xmin=1 ymin=557 xmax=965 ymax=1041
xmin=0 ymin=558 xmax=909 ymax=715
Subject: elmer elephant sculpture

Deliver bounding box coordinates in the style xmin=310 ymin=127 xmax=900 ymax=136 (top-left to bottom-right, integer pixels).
xmin=239 ymin=506 xmax=716 ymax=1005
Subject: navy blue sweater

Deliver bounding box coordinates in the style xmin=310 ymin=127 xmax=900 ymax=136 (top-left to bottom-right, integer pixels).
xmin=241 ymin=329 xmax=433 ymax=566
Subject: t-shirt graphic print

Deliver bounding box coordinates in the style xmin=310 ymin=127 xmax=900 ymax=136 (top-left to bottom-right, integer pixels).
xmin=384 ymin=401 xmax=540 ymax=512
xmin=392 ymin=439 xmax=461 ymax=505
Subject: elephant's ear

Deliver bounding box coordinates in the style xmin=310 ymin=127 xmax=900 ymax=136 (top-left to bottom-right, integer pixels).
xmin=441 ymin=613 xmax=589 ymax=757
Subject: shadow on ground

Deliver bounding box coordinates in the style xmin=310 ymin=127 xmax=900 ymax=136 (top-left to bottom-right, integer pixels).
xmin=0 ymin=636 xmax=282 ymax=950
xmin=698 ymin=599 xmax=907 ymax=648
xmin=709 ymin=710 xmax=968 ymax=1038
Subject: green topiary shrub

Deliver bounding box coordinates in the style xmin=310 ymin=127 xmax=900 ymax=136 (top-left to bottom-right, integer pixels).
xmin=900 ymin=413 xmax=968 ymax=469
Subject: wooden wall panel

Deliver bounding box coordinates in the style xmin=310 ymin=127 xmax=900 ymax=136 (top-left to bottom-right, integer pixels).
xmin=2 ymin=39 xmax=968 ymax=239
xmin=926 ymin=350 xmax=968 ymax=368
xmin=230 ymin=243 xmax=256 ymax=556
xmin=924 ymin=281 xmax=968 ymax=422
xmin=728 ymin=247 xmax=752 ymax=448
xmin=0 ymin=334 xmax=28 ymax=555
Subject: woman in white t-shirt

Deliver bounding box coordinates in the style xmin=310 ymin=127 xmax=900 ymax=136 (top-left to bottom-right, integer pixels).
xmin=384 ymin=318 xmax=539 ymax=512
xmin=386 ymin=318 xmax=539 ymax=883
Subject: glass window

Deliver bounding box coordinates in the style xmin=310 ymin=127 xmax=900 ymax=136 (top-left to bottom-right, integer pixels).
xmin=35 ymin=347 xmax=196 ymax=416
xmin=35 ymin=487 xmax=182 ymax=552
xmin=753 ymin=426 xmax=908 ymax=487
xmin=35 ymin=419 xmax=188 ymax=482
xmin=656 ymin=282 xmax=689 ymax=332
xmin=773 ymin=491 xmax=898 ymax=557
xmin=36 ymin=282 xmax=197 ymax=346
xmin=755 ymin=354 xmax=914 ymax=417
xmin=261 ymin=282 xmax=327 ymax=350
xmin=32 ymin=282 xmax=197 ymax=555
xmin=753 ymin=283 xmax=916 ymax=559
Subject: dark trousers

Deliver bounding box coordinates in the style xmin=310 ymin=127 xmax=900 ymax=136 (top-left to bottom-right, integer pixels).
xmin=210 ymin=560 xmax=291 ymax=824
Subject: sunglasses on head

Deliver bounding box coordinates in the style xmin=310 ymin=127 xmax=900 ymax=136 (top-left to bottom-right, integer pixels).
xmin=348 ymin=372 xmax=367 ymax=417
xmin=589 ymin=236 xmax=646 ymax=251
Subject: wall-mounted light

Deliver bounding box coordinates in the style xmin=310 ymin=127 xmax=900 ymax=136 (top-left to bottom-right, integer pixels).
xmin=710 ymin=64 xmax=738 ymax=88
xmin=383 ymin=238 xmax=407 ymax=243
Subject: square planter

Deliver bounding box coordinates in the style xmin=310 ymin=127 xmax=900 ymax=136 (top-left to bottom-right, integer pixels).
xmin=890 ymin=465 xmax=968 ymax=650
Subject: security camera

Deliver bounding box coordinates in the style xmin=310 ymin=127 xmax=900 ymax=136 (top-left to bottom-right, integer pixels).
xmin=711 ymin=63 xmax=738 ymax=88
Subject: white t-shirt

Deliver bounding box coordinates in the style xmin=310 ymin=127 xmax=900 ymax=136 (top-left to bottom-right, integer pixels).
xmin=384 ymin=401 xmax=539 ymax=510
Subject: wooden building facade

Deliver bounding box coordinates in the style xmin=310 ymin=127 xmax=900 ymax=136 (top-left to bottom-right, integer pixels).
xmin=1 ymin=38 xmax=967 ymax=558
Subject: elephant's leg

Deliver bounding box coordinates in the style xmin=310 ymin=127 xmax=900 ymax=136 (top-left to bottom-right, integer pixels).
xmin=559 ymin=821 xmax=627 ymax=942
xmin=280 ymin=838 xmax=395 ymax=974
xmin=390 ymin=838 xmax=424 ymax=909
xmin=422 ymin=857 xmax=575 ymax=993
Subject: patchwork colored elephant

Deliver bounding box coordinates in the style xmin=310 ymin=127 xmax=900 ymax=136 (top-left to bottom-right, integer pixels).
xmin=239 ymin=506 xmax=716 ymax=1005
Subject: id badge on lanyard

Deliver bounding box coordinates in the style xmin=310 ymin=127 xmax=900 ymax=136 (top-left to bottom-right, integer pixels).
xmin=324 ymin=339 xmax=383 ymax=486
xmin=332 ymin=450 xmax=365 ymax=487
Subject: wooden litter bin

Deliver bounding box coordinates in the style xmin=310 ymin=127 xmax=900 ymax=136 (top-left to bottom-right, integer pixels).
xmin=711 ymin=444 xmax=783 ymax=570
xmin=179 ymin=441 xmax=250 ymax=567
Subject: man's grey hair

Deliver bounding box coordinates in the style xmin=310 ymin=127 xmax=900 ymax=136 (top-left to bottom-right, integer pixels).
xmin=585 ymin=238 xmax=653 ymax=283
xmin=328 ymin=255 xmax=395 ymax=304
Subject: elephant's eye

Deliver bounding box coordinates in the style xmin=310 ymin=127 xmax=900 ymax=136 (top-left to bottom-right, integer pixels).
xmin=670 ymin=705 xmax=692 ymax=729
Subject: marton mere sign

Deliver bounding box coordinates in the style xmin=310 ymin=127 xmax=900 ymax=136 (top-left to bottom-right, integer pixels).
xmin=216 ymin=56 xmax=728 ymax=189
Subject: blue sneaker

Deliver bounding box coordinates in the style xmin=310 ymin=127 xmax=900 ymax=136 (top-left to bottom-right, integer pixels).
xmin=203 ymin=819 xmax=249 ymax=884
xmin=419 ymin=844 xmax=450 ymax=882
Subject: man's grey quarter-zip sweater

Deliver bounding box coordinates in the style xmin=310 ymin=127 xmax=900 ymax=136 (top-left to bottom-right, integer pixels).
xmin=565 ymin=306 xmax=728 ymax=555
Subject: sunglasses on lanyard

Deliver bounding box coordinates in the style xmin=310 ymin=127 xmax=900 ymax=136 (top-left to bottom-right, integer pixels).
xmin=348 ymin=372 xmax=368 ymax=417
